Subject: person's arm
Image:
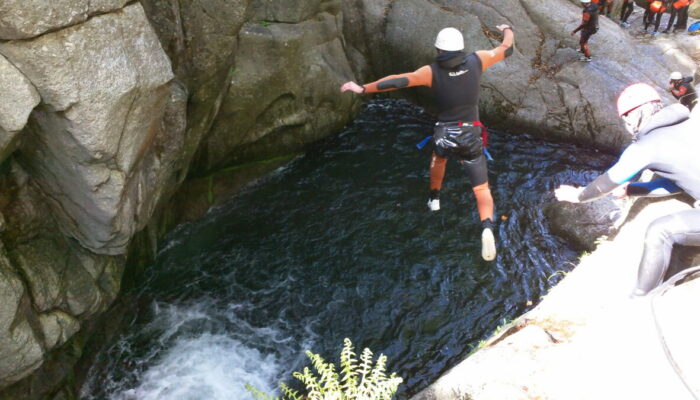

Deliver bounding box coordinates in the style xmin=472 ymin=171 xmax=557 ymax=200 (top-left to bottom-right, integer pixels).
xmin=671 ymin=84 xmax=687 ymax=98
xmin=571 ymin=12 xmax=590 ymax=35
xmin=475 ymin=25 xmax=514 ymax=71
xmin=626 ymin=178 xmax=682 ymax=197
xmin=340 ymin=66 xmax=432 ymax=94
xmin=555 ymin=145 xmax=651 ymax=203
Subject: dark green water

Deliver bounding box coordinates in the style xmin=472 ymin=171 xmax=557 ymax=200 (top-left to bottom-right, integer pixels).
xmin=81 ymin=99 xmax=614 ymax=400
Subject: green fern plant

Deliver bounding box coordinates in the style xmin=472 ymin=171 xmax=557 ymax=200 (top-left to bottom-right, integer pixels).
xmin=246 ymin=338 xmax=403 ymax=400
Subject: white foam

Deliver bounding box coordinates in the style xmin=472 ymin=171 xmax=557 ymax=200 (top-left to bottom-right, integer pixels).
xmin=112 ymin=333 xmax=281 ymax=400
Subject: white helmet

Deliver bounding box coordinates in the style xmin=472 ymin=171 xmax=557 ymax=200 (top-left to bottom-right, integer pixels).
xmin=580 ymin=0 xmax=591 ymax=3
xmin=669 ymin=71 xmax=682 ymax=81
xmin=616 ymin=83 xmax=661 ymax=117
xmin=435 ymin=27 xmax=464 ymax=51
xmin=617 ymin=83 xmax=662 ymax=135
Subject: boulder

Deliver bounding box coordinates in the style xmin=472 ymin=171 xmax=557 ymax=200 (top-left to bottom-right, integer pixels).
xmin=0 ymin=54 xmax=40 ymax=164
xmin=200 ymin=11 xmax=359 ymax=170
xmin=0 ymin=0 xmax=130 ymax=40
xmin=0 ymin=249 xmax=43 ymax=387
xmin=0 ymin=3 xmax=176 ymax=255
xmin=544 ymin=197 xmax=622 ymax=251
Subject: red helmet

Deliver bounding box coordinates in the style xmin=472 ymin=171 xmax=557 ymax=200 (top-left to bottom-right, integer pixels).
xmin=616 ymin=83 xmax=661 ymax=117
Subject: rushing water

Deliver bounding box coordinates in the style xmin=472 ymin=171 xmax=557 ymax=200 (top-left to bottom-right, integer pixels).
xmin=81 ymin=99 xmax=615 ymax=399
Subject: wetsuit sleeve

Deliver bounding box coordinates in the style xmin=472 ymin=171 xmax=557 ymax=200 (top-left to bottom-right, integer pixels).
xmin=475 ymin=28 xmax=514 ymax=71
xmin=627 ymin=178 xmax=682 ymax=197
xmin=578 ymin=145 xmax=651 ymax=202
xmin=362 ymin=65 xmax=432 ymax=93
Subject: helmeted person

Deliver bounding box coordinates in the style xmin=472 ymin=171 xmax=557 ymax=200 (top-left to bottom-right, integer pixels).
xmin=669 ymin=71 xmax=698 ymax=111
xmin=555 ymin=83 xmax=700 ymax=296
xmin=571 ymin=0 xmax=599 ymax=62
xmin=340 ymin=25 xmax=515 ymax=261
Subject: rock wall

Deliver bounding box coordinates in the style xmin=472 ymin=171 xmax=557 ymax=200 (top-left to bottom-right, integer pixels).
xmin=343 ymin=0 xmax=696 ymax=150
xmin=0 ymin=0 xmax=696 ymax=398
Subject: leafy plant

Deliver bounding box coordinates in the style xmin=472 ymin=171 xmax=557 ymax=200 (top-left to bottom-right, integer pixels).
xmin=247 ymin=338 xmax=403 ymax=400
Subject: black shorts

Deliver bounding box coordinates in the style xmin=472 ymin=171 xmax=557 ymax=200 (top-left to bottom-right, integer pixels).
xmin=459 ymin=154 xmax=488 ymax=186
xmin=580 ymin=28 xmax=597 ymax=44
xmin=433 ymin=123 xmax=483 ymax=161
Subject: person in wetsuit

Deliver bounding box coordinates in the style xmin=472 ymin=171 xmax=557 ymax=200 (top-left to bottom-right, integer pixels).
xmin=555 ymin=83 xmax=700 ymax=296
xmin=620 ymin=0 xmax=635 ymax=26
xmin=669 ymin=71 xmax=698 ymax=111
xmin=340 ymin=25 xmax=515 ymax=261
xmin=571 ymin=0 xmax=599 ymax=62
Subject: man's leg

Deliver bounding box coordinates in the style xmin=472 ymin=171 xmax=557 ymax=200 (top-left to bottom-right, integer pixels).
xmin=634 ymin=209 xmax=700 ymax=295
xmin=428 ymin=153 xmax=447 ymax=211
xmin=643 ymin=7 xmax=652 ymax=29
xmin=579 ymin=30 xmax=593 ymax=60
xmin=665 ymin=7 xmax=677 ymax=32
xmin=676 ymin=6 xmax=688 ymax=30
xmin=653 ymin=11 xmax=662 ymax=32
xmin=460 ymin=155 xmax=496 ymax=261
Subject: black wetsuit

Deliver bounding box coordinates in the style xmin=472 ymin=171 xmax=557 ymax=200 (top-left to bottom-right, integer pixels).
xmin=580 ymin=4 xmax=599 ymax=44
xmin=577 ymin=104 xmax=700 ymax=295
xmin=430 ymin=51 xmax=488 ymax=185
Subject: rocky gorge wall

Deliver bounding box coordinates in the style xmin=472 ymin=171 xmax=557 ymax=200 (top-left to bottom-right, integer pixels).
xmin=0 ymin=0 xmax=696 ymax=398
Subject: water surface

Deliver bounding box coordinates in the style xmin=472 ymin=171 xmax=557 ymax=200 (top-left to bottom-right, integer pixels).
xmin=82 ymin=99 xmax=614 ymax=399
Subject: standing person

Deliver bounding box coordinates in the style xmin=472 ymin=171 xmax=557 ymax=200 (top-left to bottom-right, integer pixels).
xmin=675 ymin=0 xmax=694 ymax=31
xmin=644 ymin=0 xmax=667 ymax=34
xmin=620 ymin=0 xmax=635 ymax=26
xmin=555 ymin=83 xmax=700 ymax=296
xmin=571 ymin=0 xmax=599 ymax=62
xmin=340 ymin=25 xmax=515 ymax=261
xmin=603 ymin=0 xmax=615 ymax=17
xmin=669 ymin=71 xmax=698 ymax=111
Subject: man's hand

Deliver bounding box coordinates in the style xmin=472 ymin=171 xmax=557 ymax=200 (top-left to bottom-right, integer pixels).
xmin=340 ymin=81 xmax=365 ymax=94
xmin=555 ymin=184 xmax=584 ymax=203
xmin=611 ymin=183 xmax=629 ymax=199
xmin=570 ymin=30 xmax=576 ymax=36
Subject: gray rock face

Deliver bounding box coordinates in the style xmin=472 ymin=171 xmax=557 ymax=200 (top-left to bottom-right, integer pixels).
xmin=201 ymin=10 xmax=358 ymax=171
xmin=0 ymin=3 xmax=175 ymax=255
xmin=545 ymin=198 xmax=622 ymax=251
xmin=0 ymin=248 xmax=43 ymax=387
xmin=140 ymin=0 xmax=252 ymax=177
xmin=0 ymin=0 xmax=130 ymax=40
xmin=0 ymin=161 xmax=125 ymax=390
xmin=0 ymin=54 xmax=40 ymax=164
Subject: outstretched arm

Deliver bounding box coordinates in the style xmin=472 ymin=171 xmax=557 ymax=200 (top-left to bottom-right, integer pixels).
xmin=475 ymin=24 xmax=514 ymax=71
xmin=555 ymin=145 xmax=651 ymax=203
xmin=340 ymin=66 xmax=433 ymax=94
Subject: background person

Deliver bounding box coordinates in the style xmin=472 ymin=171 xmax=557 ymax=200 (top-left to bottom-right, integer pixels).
xmin=620 ymin=0 xmax=635 ymax=26
xmin=340 ymin=25 xmax=515 ymax=261
xmin=571 ymin=0 xmax=599 ymax=62
xmin=669 ymin=71 xmax=698 ymax=110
